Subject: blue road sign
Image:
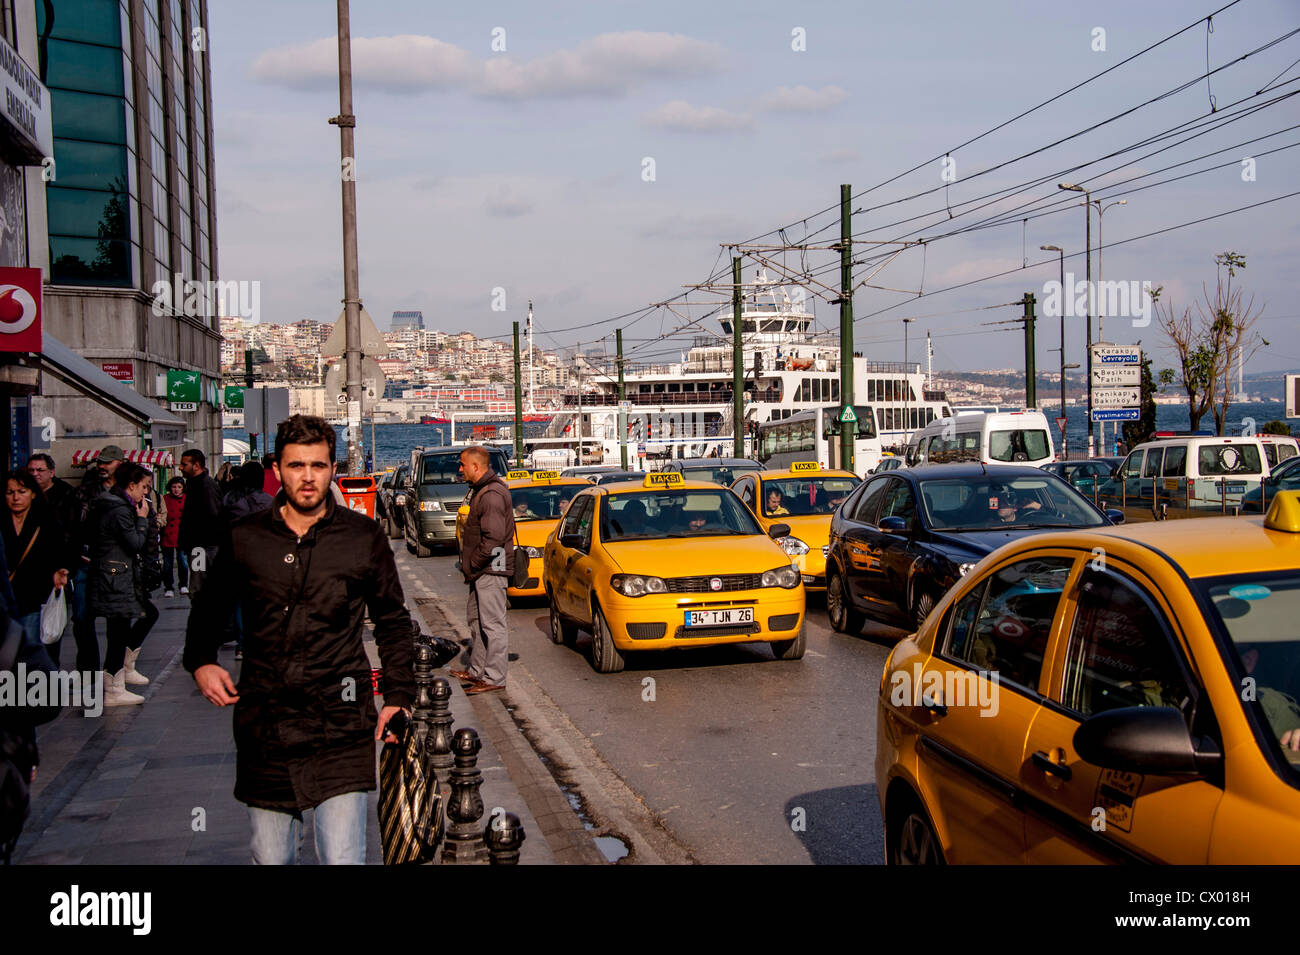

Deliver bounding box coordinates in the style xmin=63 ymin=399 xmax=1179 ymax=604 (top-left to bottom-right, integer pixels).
xmin=1091 ymin=408 xmax=1140 ymax=421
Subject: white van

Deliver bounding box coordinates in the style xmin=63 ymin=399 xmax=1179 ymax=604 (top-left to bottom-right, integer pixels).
xmin=1256 ymin=434 xmax=1299 ymax=471
xmin=905 ymin=410 xmax=1056 ymax=468
xmin=1101 ymin=434 xmax=1271 ymax=509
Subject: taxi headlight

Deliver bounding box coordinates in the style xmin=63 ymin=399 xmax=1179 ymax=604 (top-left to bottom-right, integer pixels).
xmin=611 ymin=574 xmax=669 ymax=597
xmin=419 ymin=500 xmax=444 ymax=512
xmin=761 ymin=566 xmax=801 ymax=589
xmin=776 ymin=536 xmax=809 ymax=556
xmin=523 ymin=545 xmax=543 ymax=559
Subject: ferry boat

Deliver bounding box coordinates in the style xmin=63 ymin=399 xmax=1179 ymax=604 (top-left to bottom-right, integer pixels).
xmin=527 ymin=270 xmax=952 ymax=471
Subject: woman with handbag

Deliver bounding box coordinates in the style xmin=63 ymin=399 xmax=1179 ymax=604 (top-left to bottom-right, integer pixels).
xmin=87 ymin=463 xmax=156 ymax=706
xmin=2 ymin=471 xmax=70 ymax=651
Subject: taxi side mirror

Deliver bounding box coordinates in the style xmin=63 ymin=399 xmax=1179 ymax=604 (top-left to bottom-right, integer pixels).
xmin=560 ymin=533 xmax=585 ymax=550
xmin=1073 ymin=706 xmax=1221 ymax=777
xmin=458 ymin=504 xmax=470 ymax=517
xmin=768 ymin=523 xmax=791 ymax=539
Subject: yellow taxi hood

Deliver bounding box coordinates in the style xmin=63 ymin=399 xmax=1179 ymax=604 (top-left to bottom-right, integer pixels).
xmin=774 ymin=514 xmax=832 ymax=547
xmin=601 ymin=535 xmax=788 ymax=573
xmin=515 ymin=519 xmax=560 ymax=547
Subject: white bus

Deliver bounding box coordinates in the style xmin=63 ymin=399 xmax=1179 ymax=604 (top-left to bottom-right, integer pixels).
xmin=756 ymin=405 xmax=884 ymax=474
xmin=905 ymin=409 xmax=1056 ymax=468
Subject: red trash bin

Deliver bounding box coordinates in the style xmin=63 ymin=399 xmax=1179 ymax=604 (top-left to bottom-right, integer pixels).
xmin=338 ymin=476 xmax=377 ymax=518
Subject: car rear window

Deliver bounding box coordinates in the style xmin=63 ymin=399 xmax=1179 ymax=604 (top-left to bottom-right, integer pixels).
xmin=1197 ymin=444 xmax=1261 ymax=475
xmin=989 ymin=429 xmax=1051 ymax=462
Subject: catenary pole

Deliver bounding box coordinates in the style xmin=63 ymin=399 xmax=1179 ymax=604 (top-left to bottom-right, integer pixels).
xmin=331 ymin=0 xmax=363 ymax=475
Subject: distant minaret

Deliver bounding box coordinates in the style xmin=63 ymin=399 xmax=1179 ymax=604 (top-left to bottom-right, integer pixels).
xmin=926 ymin=331 xmax=933 ymax=388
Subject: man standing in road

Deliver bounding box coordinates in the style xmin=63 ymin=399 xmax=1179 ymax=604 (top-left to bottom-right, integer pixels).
xmin=178 ymin=448 xmax=222 ymax=597
xmin=450 ymin=446 xmax=514 ymax=695
xmin=183 ymin=414 xmax=414 ymax=865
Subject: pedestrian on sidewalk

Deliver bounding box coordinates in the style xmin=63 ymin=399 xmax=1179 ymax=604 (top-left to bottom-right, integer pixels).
xmin=161 ymin=477 xmax=187 ymax=597
xmin=88 ymin=462 xmax=156 ymax=706
xmin=261 ymin=454 xmax=280 ymax=498
xmin=66 ymin=445 xmax=123 ymax=674
xmin=178 ymin=449 xmax=222 ymax=597
xmin=183 ymin=414 xmax=415 ymax=865
xmin=25 ymin=454 xmax=75 ymax=525
xmin=2 ymin=471 xmax=70 ymax=649
xmin=450 ymin=446 xmax=515 ymax=695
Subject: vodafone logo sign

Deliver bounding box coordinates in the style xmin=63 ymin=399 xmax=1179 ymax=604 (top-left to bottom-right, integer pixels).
xmin=0 ymin=267 xmax=42 ymax=353
xmin=0 ymin=285 xmax=37 ymax=334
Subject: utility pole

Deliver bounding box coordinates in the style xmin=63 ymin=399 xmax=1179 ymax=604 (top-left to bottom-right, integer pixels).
xmin=617 ymin=328 xmax=628 ymax=470
xmin=576 ymin=344 xmax=584 ymax=466
xmin=330 ymin=0 xmax=363 ymax=475
xmin=244 ymin=349 xmax=255 ymax=456
xmin=838 ymin=184 xmax=855 ymax=472
xmin=512 ymin=321 xmax=524 ymax=464
xmin=1022 ymin=292 xmax=1037 ymax=409
xmin=527 ymin=300 xmax=535 ymax=413
xmin=732 ymin=256 xmax=744 ymax=458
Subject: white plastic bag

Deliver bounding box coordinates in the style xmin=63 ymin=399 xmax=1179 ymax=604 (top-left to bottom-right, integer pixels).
xmin=40 ymin=587 xmax=67 ymax=645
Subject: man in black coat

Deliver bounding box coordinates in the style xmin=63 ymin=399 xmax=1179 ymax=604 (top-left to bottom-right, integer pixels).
xmin=178 ymin=448 xmax=223 ymax=597
xmin=183 ymin=415 xmax=414 ymax=865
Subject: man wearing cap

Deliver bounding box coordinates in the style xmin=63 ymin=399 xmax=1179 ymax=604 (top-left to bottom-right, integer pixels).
xmin=64 ymin=445 xmax=125 ymax=673
xmin=179 ymin=448 xmax=223 ymax=597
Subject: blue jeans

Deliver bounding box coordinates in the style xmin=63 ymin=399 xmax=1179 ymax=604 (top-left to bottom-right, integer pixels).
xmin=248 ymin=791 xmax=368 ymax=865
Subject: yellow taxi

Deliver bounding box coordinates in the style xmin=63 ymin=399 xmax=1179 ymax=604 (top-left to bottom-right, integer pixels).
xmin=730 ymin=462 xmax=861 ymax=590
xmin=456 ymin=470 xmax=588 ymax=602
xmin=876 ymin=490 xmax=1300 ymax=864
xmin=542 ymin=471 xmax=807 ymax=673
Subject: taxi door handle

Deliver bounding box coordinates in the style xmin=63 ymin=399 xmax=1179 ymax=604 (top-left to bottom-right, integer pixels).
xmin=920 ymin=691 xmax=947 ymax=717
xmin=1031 ymin=750 xmax=1072 ymax=781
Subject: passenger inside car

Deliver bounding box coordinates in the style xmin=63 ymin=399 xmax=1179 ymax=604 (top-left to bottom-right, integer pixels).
xmin=1239 ymin=643 xmax=1300 ymax=751
xmin=766 ymin=488 xmax=790 ymax=516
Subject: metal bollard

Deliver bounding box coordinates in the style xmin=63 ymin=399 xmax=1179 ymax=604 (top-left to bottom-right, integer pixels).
xmin=442 ymin=728 xmax=490 ymax=864
xmin=485 ymin=811 xmax=527 ymax=865
xmin=411 ymin=638 xmax=436 ymax=749
xmin=427 ymin=677 xmax=455 ymax=777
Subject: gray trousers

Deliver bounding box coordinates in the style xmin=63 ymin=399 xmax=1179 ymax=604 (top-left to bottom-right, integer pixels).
xmin=466 ymin=574 xmax=509 ymax=685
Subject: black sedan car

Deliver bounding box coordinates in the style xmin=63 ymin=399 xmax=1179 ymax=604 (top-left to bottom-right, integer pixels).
xmin=825 ymin=464 xmax=1123 ymax=634
xmin=1040 ymin=456 xmax=1122 ymax=497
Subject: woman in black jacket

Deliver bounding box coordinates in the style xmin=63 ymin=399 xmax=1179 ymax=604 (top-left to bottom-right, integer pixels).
xmin=87 ymin=462 xmax=154 ymax=706
xmin=2 ymin=471 xmax=70 ymax=649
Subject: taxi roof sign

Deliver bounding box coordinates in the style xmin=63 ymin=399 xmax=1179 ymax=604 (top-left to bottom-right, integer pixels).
xmin=790 ymin=461 xmax=819 ymax=472
xmin=1264 ymin=490 xmax=1300 ymax=534
xmin=531 ymin=470 xmax=562 ymax=481
xmin=505 ymin=470 xmax=530 ymax=480
xmin=644 ymin=471 xmax=684 ymax=487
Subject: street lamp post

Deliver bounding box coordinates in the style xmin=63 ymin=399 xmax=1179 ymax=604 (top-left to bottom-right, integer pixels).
xmin=1092 ymin=199 xmax=1126 ymax=454
xmin=1041 ymin=244 xmax=1065 ymax=454
xmin=1059 ymin=183 xmax=1092 ymax=457
xmin=903 ymin=317 xmax=915 ymax=446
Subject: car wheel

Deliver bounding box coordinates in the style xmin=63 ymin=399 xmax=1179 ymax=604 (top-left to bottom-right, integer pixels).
xmin=889 ymin=797 xmax=945 ymax=865
xmin=826 ymin=568 xmax=865 ymax=634
xmin=548 ymin=592 xmax=576 ymax=646
xmin=590 ymin=606 xmax=625 ymax=673
xmin=913 ymin=590 xmax=937 ymax=630
xmin=414 ymin=537 xmax=432 ymax=558
xmin=386 ymin=514 xmax=401 ymax=540
xmin=769 ymin=626 xmax=806 ymax=661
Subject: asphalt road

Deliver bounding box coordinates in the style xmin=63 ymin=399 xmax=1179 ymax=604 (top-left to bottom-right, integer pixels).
xmin=404 ymin=546 xmax=902 ymax=865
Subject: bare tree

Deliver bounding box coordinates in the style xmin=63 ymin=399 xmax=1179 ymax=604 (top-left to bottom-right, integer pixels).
xmin=1157 ymin=252 xmax=1266 ymax=435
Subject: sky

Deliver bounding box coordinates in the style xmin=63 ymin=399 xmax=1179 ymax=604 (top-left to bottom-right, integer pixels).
xmin=206 ymin=0 xmax=1300 ymax=379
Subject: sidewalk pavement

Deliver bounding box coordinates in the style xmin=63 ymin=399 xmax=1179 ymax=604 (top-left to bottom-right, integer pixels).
xmin=12 ymin=584 xmax=557 ymax=864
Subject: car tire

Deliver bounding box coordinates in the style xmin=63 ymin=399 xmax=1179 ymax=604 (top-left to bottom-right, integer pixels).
xmin=888 ymin=794 xmax=945 ymax=865
xmin=826 ymin=567 xmax=865 ymax=634
xmin=414 ymin=537 xmax=432 ymax=558
xmin=548 ymin=592 xmax=576 ymax=646
xmin=769 ymin=626 xmax=806 ymax=661
xmin=913 ymin=590 xmax=937 ymax=630
xmin=590 ymin=606 xmax=625 ymax=673
xmin=386 ymin=514 xmax=401 ymax=540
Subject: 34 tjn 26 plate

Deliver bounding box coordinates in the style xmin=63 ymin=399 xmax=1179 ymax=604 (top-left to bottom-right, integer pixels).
xmin=685 ymin=608 xmax=755 ymax=627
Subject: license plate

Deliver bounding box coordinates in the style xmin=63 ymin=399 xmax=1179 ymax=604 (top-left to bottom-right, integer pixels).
xmin=1227 ymin=483 xmax=1246 ymax=493
xmin=684 ymin=608 xmax=754 ymax=627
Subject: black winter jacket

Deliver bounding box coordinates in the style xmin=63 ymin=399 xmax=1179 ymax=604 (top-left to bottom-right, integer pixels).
xmin=86 ymin=490 xmax=147 ymax=620
xmin=179 ymin=471 xmax=223 ymax=553
xmin=182 ymin=492 xmax=415 ymax=811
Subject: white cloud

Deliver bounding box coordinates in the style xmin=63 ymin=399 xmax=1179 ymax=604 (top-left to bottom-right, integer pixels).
xmin=484 ymin=188 xmax=535 ymax=218
xmin=249 ymin=31 xmax=723 ymax=99
xmin=759 ymin=85 xmax=847 ymax=112
xmin=644 ymin=100 xmax=752 ymax=133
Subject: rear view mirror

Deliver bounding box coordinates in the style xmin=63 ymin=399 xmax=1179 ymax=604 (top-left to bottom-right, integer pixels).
xmin=879 ymin=516 xmax=907 ymax=533
xmin=1104 ymin=508 xmax=1125 ymax=525
xmin=559 ymin=533 xmax=584 ymax=550
xmin=768 ymin=523 xmax=791 ymax=539
xmin=1073 ymin=706 xmax=1221 ymax=777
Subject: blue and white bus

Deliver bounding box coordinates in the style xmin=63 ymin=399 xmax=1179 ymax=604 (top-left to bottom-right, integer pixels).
xmin=756 ymin=405 xmax=883 ymax=474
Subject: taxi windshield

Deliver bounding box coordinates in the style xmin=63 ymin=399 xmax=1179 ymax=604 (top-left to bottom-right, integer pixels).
xmin=919 ymin=475 xmax=1106 ymax=530
xmin=601 ymin=489 xmax=762 ymax=541
xmin=510 ymin=485 xmax=579 ymax=522
xmin=1196 ymin=572 xmax=1300 ymax=784
xmin=680 ymin=464 xmax=763 ymax=486
xmin=762 ymin=476 xmax=860 ymax=517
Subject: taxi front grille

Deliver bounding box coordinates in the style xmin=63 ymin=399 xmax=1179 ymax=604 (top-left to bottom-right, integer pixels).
xmin=673 ymin=622 xmax=761 ymax=639
xmin=626 ymin=622 xmax=667 ymax=640
xmin=666 ymin=573 xmax=763 ymax=593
